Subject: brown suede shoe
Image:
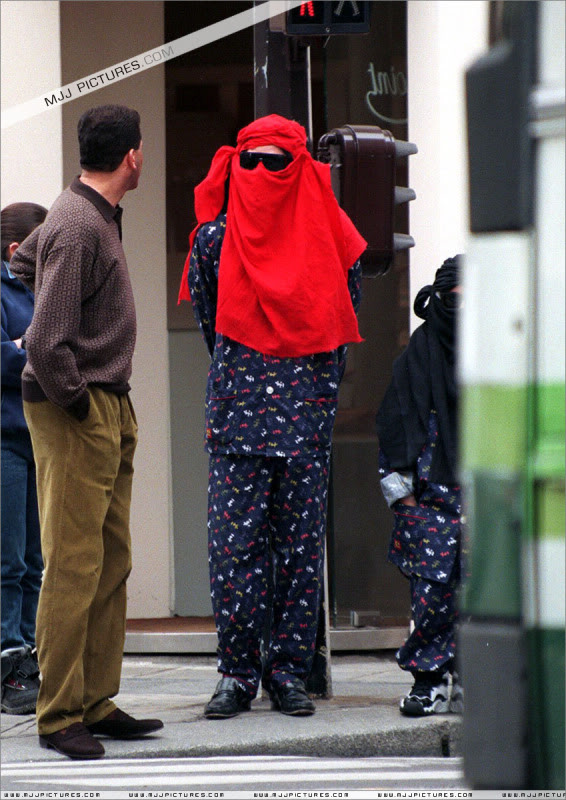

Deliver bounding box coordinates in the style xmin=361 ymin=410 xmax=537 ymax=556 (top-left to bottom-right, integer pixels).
xmin=39 ymin=722 xmax=105 ymax=760
xmin=86 ymin=707 xmax=164 ymax=739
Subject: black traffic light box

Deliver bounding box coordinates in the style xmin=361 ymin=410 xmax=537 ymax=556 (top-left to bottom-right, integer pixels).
xmin=286 ymin=1 xmax=370 ymax=36
xmin=317 ymin=125 xmax=417 ymax=276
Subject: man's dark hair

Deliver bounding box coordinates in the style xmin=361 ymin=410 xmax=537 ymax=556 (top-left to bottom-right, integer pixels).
xmin=78 ymin=104 xmax=141 ymax=172
xmin=1 ymin=202 xmax=48 ymax=261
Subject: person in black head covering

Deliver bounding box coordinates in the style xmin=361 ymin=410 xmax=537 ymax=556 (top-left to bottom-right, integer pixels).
xmin=376 ymin=255 xmax=464 ymax=717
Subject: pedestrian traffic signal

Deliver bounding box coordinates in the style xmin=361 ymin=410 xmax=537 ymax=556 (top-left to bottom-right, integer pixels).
xmin=317 ymin=125 xmax=417 ymax=276
xmin=286 ymin=1 xmax=370 ymax=36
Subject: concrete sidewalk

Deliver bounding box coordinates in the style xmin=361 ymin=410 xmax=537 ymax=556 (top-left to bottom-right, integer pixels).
xmin=0 ymin=652 xmax=462 ymax=763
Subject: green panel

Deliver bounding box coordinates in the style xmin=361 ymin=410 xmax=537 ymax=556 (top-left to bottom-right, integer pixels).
xmin=536 ymin=481 xmax=566 ymax=541
xmin=527 ymin=627 xmax=566 ymax=789
xmin=534 ymin=438 xmax=566 ymax=481
xmin=461 ymin=471 xmax=523 ymax=617
xmin=461 ymin=385 xmax=528 ymax=470
xmin=534 ymin=383 xmax=566 ymax=481
xmin=536 ymin=382 xmax=566 ymax=439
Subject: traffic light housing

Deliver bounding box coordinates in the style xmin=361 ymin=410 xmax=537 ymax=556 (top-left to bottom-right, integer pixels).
xmin=317 ymin=125 xmax=417 ymax=276
xmin=286 ymin=1 xmax=370 ymax=36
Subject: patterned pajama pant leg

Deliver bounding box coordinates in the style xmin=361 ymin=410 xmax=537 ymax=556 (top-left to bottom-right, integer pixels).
xmin=396 ymin=555 xmax=460 ymax=675
xmin=207 ymin=452 xmax=330 ymax=696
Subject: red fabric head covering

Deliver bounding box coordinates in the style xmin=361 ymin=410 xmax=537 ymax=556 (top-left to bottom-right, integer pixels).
xmin=178 ymin=114 xmax=367 ymax=357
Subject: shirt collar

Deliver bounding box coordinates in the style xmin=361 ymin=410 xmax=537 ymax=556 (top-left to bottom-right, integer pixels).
xmin=2 ymin=260 xmax=16 ymax=279
xmin=71 ymin=176 xmax=123 ymax=240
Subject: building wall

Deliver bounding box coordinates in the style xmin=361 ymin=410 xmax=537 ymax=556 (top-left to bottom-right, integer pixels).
xmin=59 ymin=1 xmax=170 ymax=617
xmin=1 ymin=0 xmax=63 ymax=207
xmin=407 ymin=0 xmax=489 ymax=327
xmin=1 ymin=1 xmax=172 ymax=617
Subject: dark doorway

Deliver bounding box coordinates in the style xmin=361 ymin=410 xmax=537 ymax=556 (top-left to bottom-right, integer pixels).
xmin=165 ymin=1 xmax=255 ymax=331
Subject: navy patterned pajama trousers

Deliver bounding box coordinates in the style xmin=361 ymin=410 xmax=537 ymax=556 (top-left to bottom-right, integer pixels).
xmin=396 ymin=555 xmax=460 ymax=675
xmin=207 ymin=452 xmax=330 ymax=697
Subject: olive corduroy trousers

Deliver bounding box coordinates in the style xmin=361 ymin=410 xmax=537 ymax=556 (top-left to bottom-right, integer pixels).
xmin=24 ymin=388 xmax=137 ymax=735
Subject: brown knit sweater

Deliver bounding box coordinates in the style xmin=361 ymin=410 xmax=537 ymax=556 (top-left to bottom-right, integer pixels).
xmin=10 ymin=177 xmax=137 ymax=421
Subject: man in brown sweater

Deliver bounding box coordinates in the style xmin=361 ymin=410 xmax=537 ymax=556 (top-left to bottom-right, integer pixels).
xmin=11 ymin=104 xmax=163 ymax=760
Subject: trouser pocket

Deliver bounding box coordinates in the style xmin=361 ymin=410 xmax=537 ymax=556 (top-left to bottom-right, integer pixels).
xmin=389 ymin=504 xmax=459 ymax=583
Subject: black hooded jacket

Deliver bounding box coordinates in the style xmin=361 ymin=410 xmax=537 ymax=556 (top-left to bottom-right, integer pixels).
xmin=376 ymin=256 xmax=461 ymax=485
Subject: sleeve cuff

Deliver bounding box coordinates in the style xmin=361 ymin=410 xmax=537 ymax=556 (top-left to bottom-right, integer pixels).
xmin=67 ymin=391 xmax=90 ymax=422
xmin=380 ymin=471 xmax=415 ymax=507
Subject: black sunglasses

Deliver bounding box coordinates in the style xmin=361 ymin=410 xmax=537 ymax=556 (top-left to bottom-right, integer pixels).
xmin=240 ymin=151 xmax=292 ymax=172
xmin=436 ymin=291 xmax=463 ymax=309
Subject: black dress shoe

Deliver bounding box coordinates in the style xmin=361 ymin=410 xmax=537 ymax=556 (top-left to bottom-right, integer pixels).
xmin=39 ymin=722 xmax=105 ymax=760
xmin=204 ymin=676 xmax=252 ymax=719
xmin=86 ymin=707 xmax=163 ymax=739
xmin=269 ymin=678 xmax=315 ymax=716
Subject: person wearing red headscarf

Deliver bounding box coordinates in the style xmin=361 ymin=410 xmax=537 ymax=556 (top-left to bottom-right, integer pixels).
xmin=181 ymin=115 xmax=366 ymax=719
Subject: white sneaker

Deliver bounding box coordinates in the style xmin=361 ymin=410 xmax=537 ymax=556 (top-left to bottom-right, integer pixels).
xmin=449 ymin=672 xmax=464 ymax=714
xmin=400 ymin=673 xmax=450 ymax=716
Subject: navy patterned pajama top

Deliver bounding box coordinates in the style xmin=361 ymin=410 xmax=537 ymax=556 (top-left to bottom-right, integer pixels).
xmin=188 ymin=213 xmax=362 ymax=458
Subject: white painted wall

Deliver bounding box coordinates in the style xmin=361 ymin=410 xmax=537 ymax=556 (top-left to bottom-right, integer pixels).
xmin=407 ymin=0 xmax=489 ymax=329
xmin=1 ymin=1 xmax=171 ymax=617
xmin=1 ymin=0 xmax=63 ymax=206
xmin=59 ymin=1 xmax=170 ymax=617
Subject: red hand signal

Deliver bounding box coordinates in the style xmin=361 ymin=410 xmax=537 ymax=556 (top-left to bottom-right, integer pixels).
xmin=300 ymin=2 xmax=315 ymax=17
